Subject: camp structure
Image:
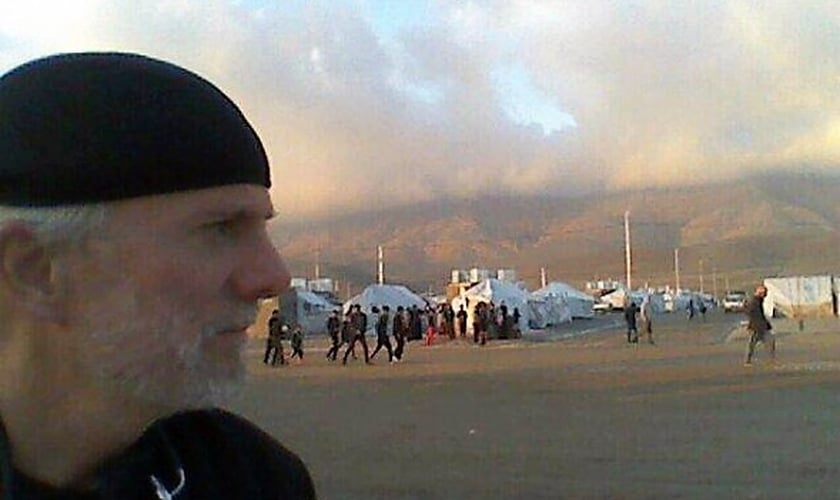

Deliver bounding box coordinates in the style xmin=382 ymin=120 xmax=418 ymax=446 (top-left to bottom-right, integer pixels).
xmin=343 ymin=284 xmax=429 ymax=315
xmin=600 ymin=288 xmax=667 ymax=314
xmin=533 ymin=282 xmax=594 ymax=319
xmin=451 ymin=278 xmax=536 ymax=334
xmin=763 ymin=275 xmax=836 ymax=318
xmin=278 ymin=288 xmax=336 ymax=335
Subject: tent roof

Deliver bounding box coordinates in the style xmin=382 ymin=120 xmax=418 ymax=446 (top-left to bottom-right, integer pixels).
xmin=295 ymin=289 xmax=336 ymax=308
xmin=463 ymin=278 xmax=530 ymax=303
xmin=345 ymin=284 xmax=428 ymax=312
xmin=533 ymin=282 xmax=593 ymax=301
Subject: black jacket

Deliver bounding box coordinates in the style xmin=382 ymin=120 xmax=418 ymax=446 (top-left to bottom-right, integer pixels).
xmin=1 ymin=409 xmax=316 ymax=499
xmin=745 ymin=295 xmax=772 ymax=333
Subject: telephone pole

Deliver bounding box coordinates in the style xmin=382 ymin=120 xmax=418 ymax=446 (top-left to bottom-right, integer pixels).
xmin=674 ymin=248 xmax=681 ymax=292
xmin=377 ymin=245 xmax=384 ymax=285
xmin=699 ymin=259 xmax=704 ymax=294
xmin=624 ymin=211 xmax=632 ymax=290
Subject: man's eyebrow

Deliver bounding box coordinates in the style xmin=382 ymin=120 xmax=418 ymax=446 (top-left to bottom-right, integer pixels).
xmin=201 ymin=207 xmax=276 ymax=221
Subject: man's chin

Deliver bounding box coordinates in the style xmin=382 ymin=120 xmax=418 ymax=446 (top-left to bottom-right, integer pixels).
xmin=184 ymin=363 xmax=245 ymax=406
xmin=129 ymin=364 xmax=245 ymax=412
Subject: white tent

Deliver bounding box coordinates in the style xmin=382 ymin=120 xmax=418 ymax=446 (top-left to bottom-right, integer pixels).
xmin=278 ymin=289 xmax=336 ymax=335
xmin=451 ymin=278 xmax=534 ymax=333
xmin=533 ymin=282 xmax=594 ymax=319
xmin=343 ymin=284 xmax=429 ymax=315
xmin=534 ymin=294 xmax=572 ymax=326
xmin=764 ymin=276 xmax=835 ymax=318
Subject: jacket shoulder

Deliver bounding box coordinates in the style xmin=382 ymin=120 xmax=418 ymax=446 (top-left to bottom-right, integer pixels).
xmin=163 ymin=409 xmax=316 ymax=499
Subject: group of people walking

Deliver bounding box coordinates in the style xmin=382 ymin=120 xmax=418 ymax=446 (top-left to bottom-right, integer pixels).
xmin=263 ymin=309 xmax=305 ymax=367
xmin=267 ymin=299 xmax=525 ymax=369
xmin=325 ymin=304 xmax=410 ymax=365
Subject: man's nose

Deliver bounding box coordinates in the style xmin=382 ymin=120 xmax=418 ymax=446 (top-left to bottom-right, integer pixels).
xmin=231 ymin=233 xmax=290 ymax=301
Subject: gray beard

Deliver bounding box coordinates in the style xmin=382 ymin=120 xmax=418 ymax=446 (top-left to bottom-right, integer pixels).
xmin=82 ymin=285 xmax=255 ymax=410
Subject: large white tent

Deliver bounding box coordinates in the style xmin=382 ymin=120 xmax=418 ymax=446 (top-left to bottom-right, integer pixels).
xmin=764 ymin=276 xmax=836 ymax=318
xmin=451 ymin=278 xmax=535 ymax=333
xmin=536 ymin=294 xmax=572 ymax=326
xmin=533 ymin=282 xmax=594 ymax=319
xmin=343 ymin=284 xmax=429 ymax=315
xmin=278 ymin=288 xmax=336 ymax=335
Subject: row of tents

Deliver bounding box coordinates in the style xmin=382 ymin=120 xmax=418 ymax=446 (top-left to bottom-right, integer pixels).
xmin=264 ymin=274 xmax=840 ymax=337
xmin=597 ymin=287 xmax=716 ymax=314
xmin=278 ymin=279 xmax=598 ymax=336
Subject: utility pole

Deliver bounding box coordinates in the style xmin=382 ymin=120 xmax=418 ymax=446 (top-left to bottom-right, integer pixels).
xmin=712 ymin=267 xmax=718 ymax=299
xmin=314 ymin=245 xmax=321 ymax=280
xmin=540 ymin=267 xmax=547 ymax=288
xmin=377 ymin=245 xmax=384 ymax=285
xmin=699 ymin=259 xmax=704 ymax=294
xmin=674 ymin=248 xmax=681 ymax=292
xmin=624 ymin=210 xmax=632 ymax=290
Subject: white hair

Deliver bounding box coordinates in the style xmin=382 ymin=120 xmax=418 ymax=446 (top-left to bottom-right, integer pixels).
xmin=0 ymin=204 xmax=107 ymax=248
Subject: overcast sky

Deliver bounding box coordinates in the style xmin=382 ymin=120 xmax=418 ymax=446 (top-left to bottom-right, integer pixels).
xmin=2 ymin=1 xmax=838 ymax=218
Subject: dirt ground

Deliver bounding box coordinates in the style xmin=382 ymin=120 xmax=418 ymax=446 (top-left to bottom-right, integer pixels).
xmin=234 ymin=310 xmax=840 ymax=499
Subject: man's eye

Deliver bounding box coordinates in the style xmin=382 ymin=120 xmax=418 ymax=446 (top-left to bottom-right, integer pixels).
xmin=207 ymin=220 xmax=238 ymax=237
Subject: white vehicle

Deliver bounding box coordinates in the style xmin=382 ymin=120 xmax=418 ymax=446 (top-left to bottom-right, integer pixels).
xmin=592 ymin=300 xmax=612 ymax=313
xmin=723 ymin=291 xmax=747 ymax=313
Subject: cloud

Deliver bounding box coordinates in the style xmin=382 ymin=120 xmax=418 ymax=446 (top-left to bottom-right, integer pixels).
xmin=1 ymin=0 xmax=839 ymax=218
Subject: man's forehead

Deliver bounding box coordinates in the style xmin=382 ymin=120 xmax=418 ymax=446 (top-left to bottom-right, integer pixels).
xmin=110 ymin=184 xmax=275 ymax=220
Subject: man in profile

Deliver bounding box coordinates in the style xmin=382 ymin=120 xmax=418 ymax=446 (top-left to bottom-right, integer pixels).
xmin=0 ymin=53 xmax=315 ymax=498
xmin=744 ymin=284 xmax=775 ymax=366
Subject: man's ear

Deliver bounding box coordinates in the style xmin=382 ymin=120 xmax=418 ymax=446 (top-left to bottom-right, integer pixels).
xmin=0 ymin=222 xmax=63 ymax=319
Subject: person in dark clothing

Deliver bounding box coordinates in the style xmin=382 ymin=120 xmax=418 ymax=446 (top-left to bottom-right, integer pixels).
xmin=472 ymin=303 xmax=482 ymax=344
xmin=485 ymin=302 xmax=497 ymax=341
xmin=444 ymin=304 xmax=456 ymax=340
xmin=1 ymin=409 xmax=315 ymax=499
xmin=264 ymin=309 xmax=284 ymax=366
xmin=289 ymin=324 xmax=304 ymax=361
xmin=410 ymin=305 xmax=423 ymax=341
xmin=393 ymin=306 xmax=408 ymax=361
xmin=456 ymin=304 xmax=468 ymax=338
xmin=744 ymin=285 xmax=775 ymax=365
xmin=499 ymin=303 xmax=510 ymax=339
xmin=686 ymin=299 xmax=695 ymax=320
xmin=343 ymin=304 xmax=371 ymax=365
xmin=624 ymin=300 xmax=639 ymax=343
xmin=326 ymin=309 xmax=341 ymax=361
xmin=512 ymin=307 xmax=522 ymax=337
xmin=476 ymin=302 xmax=489 ymax=346
xmin=340 ymin=318 xmax=356 ymax=360
xmin=370 ymin=305 xmax=394 ymax=363
xmin=0 ymin=53 xmax=314 ymax=498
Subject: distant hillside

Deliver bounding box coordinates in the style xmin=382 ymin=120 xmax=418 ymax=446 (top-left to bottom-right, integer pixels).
xmin=270 ymin=172 xmax=840 ymax=298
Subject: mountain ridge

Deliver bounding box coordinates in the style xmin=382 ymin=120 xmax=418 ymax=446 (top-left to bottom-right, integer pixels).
xmin=270 ymin=172 xmax=840 ymax=296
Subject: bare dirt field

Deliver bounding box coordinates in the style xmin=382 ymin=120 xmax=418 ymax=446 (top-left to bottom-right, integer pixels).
xmin=235 ymin=310 xmax=840 ymax=499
